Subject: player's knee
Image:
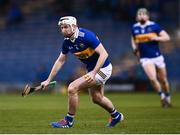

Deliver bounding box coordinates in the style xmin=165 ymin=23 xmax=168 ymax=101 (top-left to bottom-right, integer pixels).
xmin=68 ymin=83 xmax=78 ymax=95
xmin=160 ymin=78 xmax=168 ymax=85
xmin=150 ymin=79 xmax=158 ymax=84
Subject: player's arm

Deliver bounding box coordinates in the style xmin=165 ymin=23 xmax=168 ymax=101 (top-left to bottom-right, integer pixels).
xmin=151 ymin=30 xmax=170 ymax=42
xmin=84 ymin=32 xmax=108 ymax=82
xmin=131 ymin=36 xmax=139 ymax=57
xmin=41 ymin=52 xmax=67 ymax=87
xmin=93 ymin=43 xmax=108 ymax=73
xmin=84 ymin=43 xmax=108 ymax=83
xmin=47 ymin=52 xmax=67 ymax=81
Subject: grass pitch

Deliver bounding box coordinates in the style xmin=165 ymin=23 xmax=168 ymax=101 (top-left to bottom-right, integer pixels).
xmin=0 ymin=92 xmax=180 ymax=134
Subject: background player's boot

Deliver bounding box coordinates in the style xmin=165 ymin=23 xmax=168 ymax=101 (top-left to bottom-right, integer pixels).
xmin=164 ymin=98 xmax=172 ymax=108
xmin=165 ymin=95 xmax=172 ymax=108
xmin=107 ymin=112 xmax=124 ymax=128
xmin=161 ymin=98 xmax=172 ymax=108
xmin=161 ymin=98 xmax=167 ymax=108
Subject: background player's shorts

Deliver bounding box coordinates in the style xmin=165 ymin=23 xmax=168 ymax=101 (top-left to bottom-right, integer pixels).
xmin=140 ymin=55 xmax=166 ymax=68
xmin=95 ymin=64 xmax=112 ymax=85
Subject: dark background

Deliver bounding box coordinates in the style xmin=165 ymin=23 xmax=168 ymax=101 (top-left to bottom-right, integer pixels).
xmin=0 ymin=0 xmax=179 ymax=92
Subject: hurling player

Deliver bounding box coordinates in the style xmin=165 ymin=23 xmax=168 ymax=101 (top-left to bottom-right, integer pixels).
xmin=131 ymin=8 xmax=171 ymax=107
xmin=41 ymin=16 xmax=124 ymax=128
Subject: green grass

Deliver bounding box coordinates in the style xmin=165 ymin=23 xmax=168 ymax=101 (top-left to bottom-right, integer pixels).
xmin=0 ymin=92 xmax=180 ymax=134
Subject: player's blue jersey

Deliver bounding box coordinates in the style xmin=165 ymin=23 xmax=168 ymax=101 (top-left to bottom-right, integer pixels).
xmin=61 ymin=28 xmax=110 ymax=71
xmin=131 ymin=21 xmax=163 ymax=58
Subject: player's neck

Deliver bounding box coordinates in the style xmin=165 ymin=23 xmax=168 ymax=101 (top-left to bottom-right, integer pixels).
xmin=139 ymin=20 xmax=146 ymax=25
xmin=139 ymin=20 xmax=150 ymax=27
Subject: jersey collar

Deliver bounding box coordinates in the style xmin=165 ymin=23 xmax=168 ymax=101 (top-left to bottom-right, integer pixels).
xmin=137 ymin=20 xmax=152 ymax=28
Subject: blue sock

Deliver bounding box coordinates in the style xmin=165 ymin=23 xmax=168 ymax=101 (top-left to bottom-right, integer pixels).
xmin=158 ymin=91 xmax=162 ymax=96
xmin=66 ymin=112 xmax=74 ymax=123
xmin=165 ymin=92 xmax=170 ymax=97
xmin=110 ymin=109 xmax=119 ymax=118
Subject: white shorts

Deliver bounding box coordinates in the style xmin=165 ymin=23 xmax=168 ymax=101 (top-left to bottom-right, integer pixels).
xmin=140 ymin=55 xmax=166 ymax=68
xmin=95 ymin=64 xmax=112 ymax=85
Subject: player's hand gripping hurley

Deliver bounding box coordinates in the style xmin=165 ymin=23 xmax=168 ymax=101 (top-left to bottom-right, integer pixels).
xmin=22 ymin=81 xmax=56 ymax=97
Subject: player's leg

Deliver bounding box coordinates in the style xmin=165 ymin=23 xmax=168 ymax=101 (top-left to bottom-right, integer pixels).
xmin=142 ymin=63 xmax=161 ymax=92
xmin=157 ymin=67 xmax=171 ymax=107
xmin=89 ymin=85 xmax=114 ymax=112
xmin=154 ymin=55 xmax=172 ymax=107
xmin=157 ymin=67 xmax=170 ymax=93
xmin=51 ymin=75 xmax=97 ymax=128
xmin=89 ymin=64 xmax=114 ymax=112
xmin=67 ymin=76 xmax=96 ymax=114
xmin=141 ymin=59 xmax=165 ymax=106
xmin=89 ymin=85 xmax=124 ymax=127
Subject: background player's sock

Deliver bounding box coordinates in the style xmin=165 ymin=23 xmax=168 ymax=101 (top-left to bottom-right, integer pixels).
xmin=158 ymin=91 xmax=165 ymax=100
xmin=165 ymin=92 xmax=171 ymax=103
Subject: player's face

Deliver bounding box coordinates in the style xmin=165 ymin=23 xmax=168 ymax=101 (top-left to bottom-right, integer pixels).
xmin=60 ymin=24 xmax=74 ymax=38
xmin=137 ymin=13 xmax=149 ymax=24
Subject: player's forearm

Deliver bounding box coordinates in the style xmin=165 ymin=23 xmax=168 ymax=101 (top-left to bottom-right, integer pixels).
xmin=155 ymin=31 xmax=170 ymax=42
xmin=131 ymin=39 xmax=139 ymax=55
xmin=93 ymin=52 xmax=108 ymax=73
xmin=131 ymin=37 xmax=138 ymax=50
xmin=155 ymin=36 xmax=170 ymax=42
xmin=47 ymin=60 xmax=64 ymax=81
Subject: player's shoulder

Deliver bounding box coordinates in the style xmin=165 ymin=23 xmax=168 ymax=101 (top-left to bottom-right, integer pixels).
xmin=62 ymin=37 xmax=70 ymax=45
xmin=132 ymin=21 xmax=156 ymax=28
xmin=146 ymin=21 xmax=162 ymax=29
xmin=79 ymin=28 xmax=96 ymax=37
xmin=132 ymin=22 xmax=140 ymax=28
xmin=147 ymin=21 xmax=159 ymax=27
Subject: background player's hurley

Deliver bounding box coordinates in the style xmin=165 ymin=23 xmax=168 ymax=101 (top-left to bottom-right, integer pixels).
xmin=22 ymin=81 xmax=56 ymax=97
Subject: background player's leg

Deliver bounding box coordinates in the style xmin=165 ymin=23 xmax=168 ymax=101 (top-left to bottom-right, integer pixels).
xmin=157 ymin=67 xmax=171 ymax=106
xmin=157 ymin=67 xmax=170 ymax=93
xmin=142 ymin=63 xmax=162 ymax=92
xmin=142 ymin=63 xmax=166 ymax=106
